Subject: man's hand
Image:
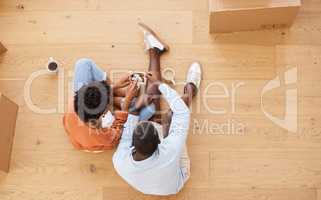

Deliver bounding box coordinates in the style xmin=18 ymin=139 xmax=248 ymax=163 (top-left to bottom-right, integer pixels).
xmin=122 ymin=80 xmax=139 ymax=111
xmin=113 ymin=73 xmax=131 ymax=89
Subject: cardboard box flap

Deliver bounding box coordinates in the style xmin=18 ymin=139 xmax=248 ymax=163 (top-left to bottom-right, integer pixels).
xmin=0 ymin=42 xmax=7 ymax=54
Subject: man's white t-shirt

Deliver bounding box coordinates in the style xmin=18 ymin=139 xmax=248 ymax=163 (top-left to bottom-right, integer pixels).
xmin=113 ymin=84 xmax=190 ymax=195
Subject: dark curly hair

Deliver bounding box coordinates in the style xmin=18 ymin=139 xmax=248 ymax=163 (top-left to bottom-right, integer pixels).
xmin=74 ymin=81 xmax=111 ymax=123
xmin=132 ymin=121 xmax=160 ymax=156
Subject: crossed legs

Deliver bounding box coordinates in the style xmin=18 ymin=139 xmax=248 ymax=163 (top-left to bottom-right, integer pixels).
xmin=143 ymin=47 xmax=197 ymax=133
xmin=145 ymin=49 xmax=163 ymax=119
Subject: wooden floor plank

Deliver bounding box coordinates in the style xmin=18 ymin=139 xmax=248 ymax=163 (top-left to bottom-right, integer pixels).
xmin=0 ymin=185 xmax=102 ymax=200
xmin=209 ymin=150 xmax=321 ymax=188
xmin=0 ymin=44 xmax=275 ymax=80
xmin=0 ymin=11 xmax=193 ymax=45
xmin=103 ymin=187 xmax=317 ymax=200
xmin=0 ymin=0 xmax=207 ymax=12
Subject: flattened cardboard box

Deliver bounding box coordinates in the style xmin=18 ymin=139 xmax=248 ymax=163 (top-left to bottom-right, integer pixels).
xmin=0 ymin=42 xmax=7 ymax=54
xmin=0 ymin=93 xmax=18 ymax=172
xmin=209 ymin=0 xmax=301 ymax=33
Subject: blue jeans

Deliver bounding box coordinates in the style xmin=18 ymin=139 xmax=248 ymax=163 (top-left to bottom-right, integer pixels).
xmin=73 ymin=58 xmax=155 ymax=121
xmin=73 ymin=58 xmax=107 ymax=92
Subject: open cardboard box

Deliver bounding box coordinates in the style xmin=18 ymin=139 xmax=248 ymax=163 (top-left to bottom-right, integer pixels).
xmin=209 ymin=0 xmax=301 ymax=33
xmin=0 ymin=43 xmax=18 ymax=173
xmin=0 ymin=93 xmax=18 ymax=173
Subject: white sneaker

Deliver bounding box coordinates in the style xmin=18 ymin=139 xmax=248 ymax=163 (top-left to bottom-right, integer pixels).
xmin=186 ymin=62 xmax=202 ymax=89
xmin=138 ymin=22 xmax=169 ymax=52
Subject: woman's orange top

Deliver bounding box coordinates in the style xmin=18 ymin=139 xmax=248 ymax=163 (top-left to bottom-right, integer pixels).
xmin=63 ymin=99 xmax=128 ymax=151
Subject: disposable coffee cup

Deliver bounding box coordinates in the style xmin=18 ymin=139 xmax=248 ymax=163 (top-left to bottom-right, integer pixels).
xmin=47 ymin=57 xmax=59 ymax=74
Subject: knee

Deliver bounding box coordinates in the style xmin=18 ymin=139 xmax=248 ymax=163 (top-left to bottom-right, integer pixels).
xmin=74 ymin=58 xmax=93 ymax=70
xmin=139 ymin=104 xmax=156 ymax=121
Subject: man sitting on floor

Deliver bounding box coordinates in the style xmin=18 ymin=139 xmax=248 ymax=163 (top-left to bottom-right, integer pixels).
xmin=113 ymin=23 xmax=202 ymax=195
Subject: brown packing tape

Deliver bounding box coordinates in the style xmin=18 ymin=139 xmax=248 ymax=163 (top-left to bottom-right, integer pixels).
xmin=0 ymin=94 xmax=18 ymax=173
xmin=0 ymin=42 xmax=7 ymax=54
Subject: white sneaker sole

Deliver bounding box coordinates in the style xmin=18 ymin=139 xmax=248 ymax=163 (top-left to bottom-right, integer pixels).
xmin=138 ymin=22 xmax=170 ymax=52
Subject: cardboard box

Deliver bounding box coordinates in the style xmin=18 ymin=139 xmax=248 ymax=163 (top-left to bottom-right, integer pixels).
xmin=209 ymin=0 xmax=301 ymax=33
xmin=0 ymin=93 xmax=18 ymax=173
xmin=0 ymin=42 xmax=7 ymax=54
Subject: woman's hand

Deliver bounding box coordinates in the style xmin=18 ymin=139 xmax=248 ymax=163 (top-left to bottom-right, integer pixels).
xmin=122 ymin=80 xmax=139 ymax=111
xmin=113 ymin=73 xmax=131 ymax=89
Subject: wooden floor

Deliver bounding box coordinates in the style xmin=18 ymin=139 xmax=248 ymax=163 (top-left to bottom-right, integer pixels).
xmin=1 ymin=0 xmax=321 ymax=199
